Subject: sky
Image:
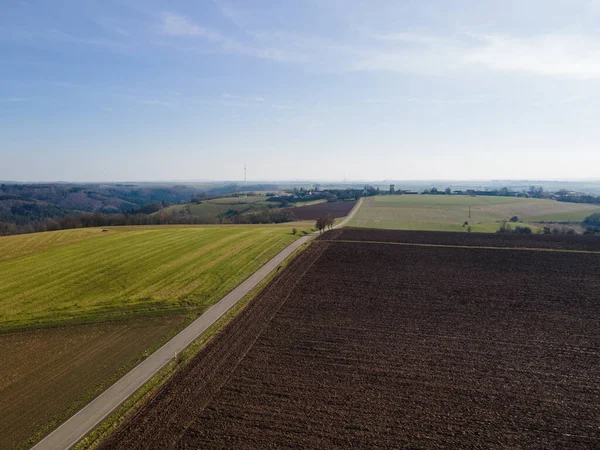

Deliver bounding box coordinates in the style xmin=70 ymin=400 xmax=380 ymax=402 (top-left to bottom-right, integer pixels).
xmin=2 ymin=0 xmax=600 ymax=182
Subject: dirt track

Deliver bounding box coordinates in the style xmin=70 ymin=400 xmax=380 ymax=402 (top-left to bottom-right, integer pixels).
xmin=102 ymin=229 xmax=600 ymax=449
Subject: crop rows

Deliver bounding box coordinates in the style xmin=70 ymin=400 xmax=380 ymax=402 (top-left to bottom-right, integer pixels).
xmin=102 ymin=229 xmax=600 ymax=448
xmin=326 ymin=227 xmax=600 ymax=251
xmin=0 ymin=316 xmax=184 ymax=450
xmin=0 ymin=226 xmax=299 ymax=330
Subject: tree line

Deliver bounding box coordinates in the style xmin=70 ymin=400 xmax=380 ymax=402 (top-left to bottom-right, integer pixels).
xmin=0 ymin=206 xmax=297 ymax=236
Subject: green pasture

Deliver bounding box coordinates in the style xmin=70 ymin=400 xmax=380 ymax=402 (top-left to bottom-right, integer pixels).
xmin=0 ymin=225 xmax=306 ymax=331
xmin=159 ymin=196 xmax=274 ymax=219
xmin=351 ymin=195 xmax=600 ymax=232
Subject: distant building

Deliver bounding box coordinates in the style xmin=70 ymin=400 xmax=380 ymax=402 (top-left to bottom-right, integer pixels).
xmin=390 ymin=184 xmax=395 ymax=194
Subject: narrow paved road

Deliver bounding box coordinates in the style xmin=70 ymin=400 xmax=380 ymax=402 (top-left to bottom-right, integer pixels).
xmin=32 ymin=198 xmax=363 ymax=450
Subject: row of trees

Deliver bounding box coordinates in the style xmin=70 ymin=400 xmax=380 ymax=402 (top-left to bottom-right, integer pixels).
xmin=556 ymin=191 xmax=600 ymax=205
xmin=272 ymin=186 xmax=381 ymax=207
xmin=496 ymin=220 xmax=586 ymax=235
xmin=315 ymin=215 xmax=335 ymax=233
xmin=0 ymin=203 xmax=300 ymax=236
xmin=229 ymin=209 xmax=296 ymax=224
xmin=497 ymin=221 xmax=534 ymax=234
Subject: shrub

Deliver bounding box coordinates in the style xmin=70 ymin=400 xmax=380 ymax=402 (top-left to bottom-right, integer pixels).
xmin=584 ymin=213 xmax=600 ymax=227
xmin=514 ymin=226 xmax=532 ymax=234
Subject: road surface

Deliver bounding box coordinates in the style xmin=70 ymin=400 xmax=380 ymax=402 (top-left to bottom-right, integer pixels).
xmin=32 ymin=198 xmax=363 ymax=450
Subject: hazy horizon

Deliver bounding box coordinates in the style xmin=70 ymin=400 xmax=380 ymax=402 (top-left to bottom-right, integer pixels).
xmin=3 ymin=178 xmax=600 ymax=185
xmin=3 ymin=0 xmax=600 ymax=181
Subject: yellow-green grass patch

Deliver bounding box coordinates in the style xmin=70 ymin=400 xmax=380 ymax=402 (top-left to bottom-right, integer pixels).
xmin=0 ymin=228 xmax=107 ymax=262
xmin=0 ymin=225 xmax=305 ymax=331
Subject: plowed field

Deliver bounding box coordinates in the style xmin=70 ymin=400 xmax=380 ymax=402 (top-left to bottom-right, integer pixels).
xmin=102 ymin=229 xmax=600 ymax=449
xmin=327 ymin=227 xmax=600 ymax=251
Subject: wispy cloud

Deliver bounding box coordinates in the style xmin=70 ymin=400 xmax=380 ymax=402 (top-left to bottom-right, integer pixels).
xmin=364 ymin=94 xmax=497 ymax=105
xmin=143 ymin=98 xmax=169 ymax=106
xmin=161 ymin=13 xmax=222 ymax=41
xmin=212 ymin=0 xmax=249 ymax=29
xmin=159 ymin=13 xmax=303 ymax=62
xmin=0 ymin=97 xmax=25 ymax=103
xmin=223 ymin=93 xmax=265 ymax=102
xmin=157 ymin=7 xmax=600 ymax=80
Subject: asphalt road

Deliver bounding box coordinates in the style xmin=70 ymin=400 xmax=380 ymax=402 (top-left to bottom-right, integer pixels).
xmin=32 ymin=198 xmax=363 ymax=450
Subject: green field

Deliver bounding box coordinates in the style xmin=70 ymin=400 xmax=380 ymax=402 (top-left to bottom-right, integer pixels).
xmin=522 ymin=210 xmax=600 ymax=223
xmin=160 ymin=196 xmax=274 ymax=220
xmin=350 ymin=195 xmax=600 ymax=232
xmin=0 ymin=225 xmax=307 ymax=331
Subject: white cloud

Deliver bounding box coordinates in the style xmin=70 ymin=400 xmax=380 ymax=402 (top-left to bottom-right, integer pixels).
xmin=466 ymin=34 xmax=600 ymax=78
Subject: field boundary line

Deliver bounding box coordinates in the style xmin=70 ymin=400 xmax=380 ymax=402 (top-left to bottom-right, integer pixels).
xmin=320 ymin=239 xmax=600 ymax=255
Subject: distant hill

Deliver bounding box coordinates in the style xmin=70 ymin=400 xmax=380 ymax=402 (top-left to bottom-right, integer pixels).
xmin=0 ymin=183 xmax=197 ymax=226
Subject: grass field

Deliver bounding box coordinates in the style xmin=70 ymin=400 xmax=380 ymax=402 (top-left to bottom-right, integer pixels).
xmin=160 ymin=196 xmax=274 ymax=219
xmin=521 ymin=209 xmax=599 ymax=222
xmin=350 ymin=195 xmax=600 ymax=232
xmin=0 ymin=316 xmax=184 ymax=450
xmin=0 ymin=225 xmax=307 ymax=331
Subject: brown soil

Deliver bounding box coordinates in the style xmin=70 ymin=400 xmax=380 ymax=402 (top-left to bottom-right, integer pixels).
xmin=326 ymin=227 xmax=600 ymax=251
xmin=102 ymin=229 xmax=600 ymax=449
xmin=285 ymin=201 xmax=356 ymax=220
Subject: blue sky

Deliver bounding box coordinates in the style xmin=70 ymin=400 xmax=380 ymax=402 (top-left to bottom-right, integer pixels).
xmin=2 ymin=0 xmax=600 ymax=182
